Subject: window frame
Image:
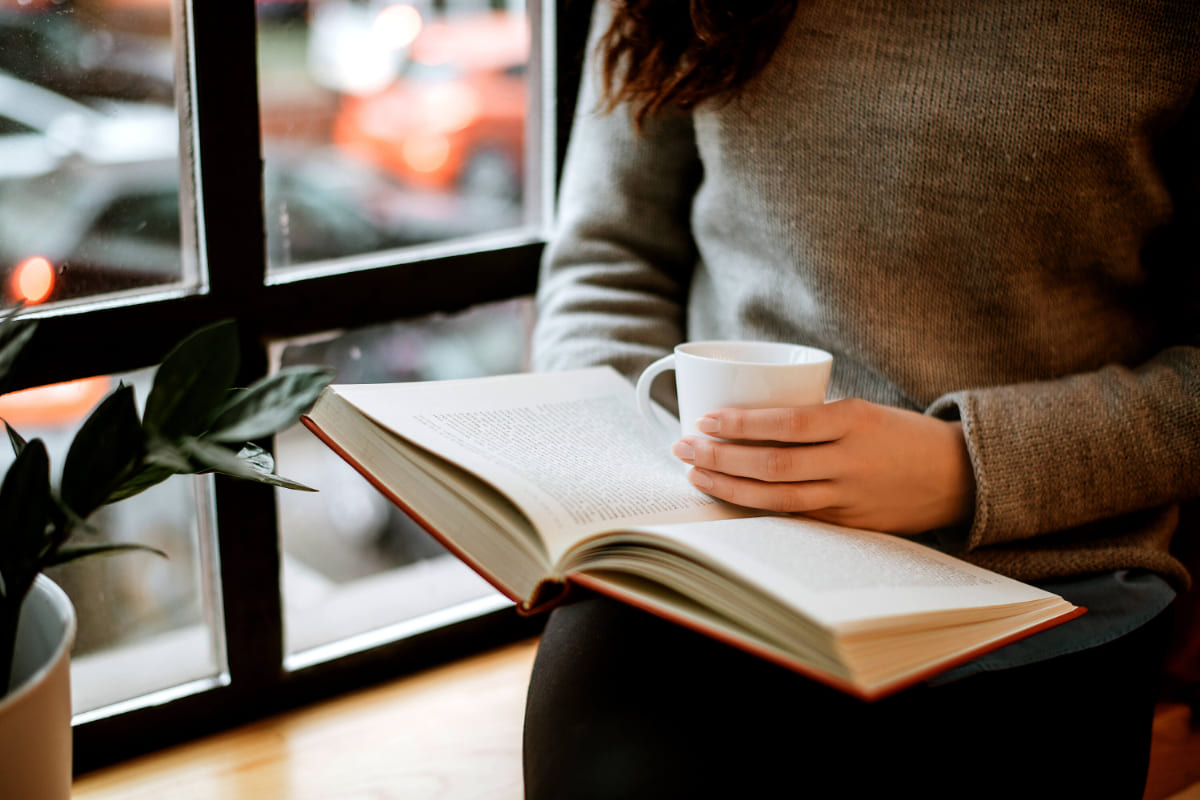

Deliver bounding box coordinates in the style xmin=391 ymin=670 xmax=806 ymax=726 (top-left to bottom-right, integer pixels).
xmin=0 ymin=0 xmax=595 ymax=773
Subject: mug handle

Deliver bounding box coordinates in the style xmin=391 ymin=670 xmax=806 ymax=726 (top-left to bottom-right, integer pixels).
xmin=635 ymin=353 xmax=678 ymax=440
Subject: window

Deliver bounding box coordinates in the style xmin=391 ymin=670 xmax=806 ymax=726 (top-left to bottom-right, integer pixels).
xmin=0 ymin=0 xmax=596 ymax=770
xmin=275 ymin=300 xmax=534 ymax=668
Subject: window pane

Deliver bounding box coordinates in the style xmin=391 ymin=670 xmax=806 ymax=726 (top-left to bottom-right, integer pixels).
xmin=257 ymin=1 xmax=533 ymax=273
xmin=0 ymin=370 xmax=224 ymax=719
xmin=275 ymin=297 xmax=532 ymax=663
xmin=0 ymin=2 xmax=191 ymax=306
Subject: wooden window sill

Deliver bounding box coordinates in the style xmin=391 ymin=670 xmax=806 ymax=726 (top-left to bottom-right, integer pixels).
xmin=73 ymin=638 xmax=540 ymax=799
xmin=70 ymin=635 xmax=1200 ymax=800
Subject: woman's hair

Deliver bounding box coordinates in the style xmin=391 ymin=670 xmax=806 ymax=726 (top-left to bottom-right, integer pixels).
xmin=597 ymin=0 xmax=802 ymax=128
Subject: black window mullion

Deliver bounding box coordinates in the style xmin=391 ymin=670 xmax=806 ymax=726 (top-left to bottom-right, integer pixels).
xmin=9 ymin=298 xmax=218 ymax=392
xmin=188 ymin=1 xmax=283 ymax=695
xmin=261 ymin=241 xmax=543 ymax=341
xmin=189 ymin=2 xmax=268 ymax=308
xmin=556 ymin=0 xmax=595 ymax=188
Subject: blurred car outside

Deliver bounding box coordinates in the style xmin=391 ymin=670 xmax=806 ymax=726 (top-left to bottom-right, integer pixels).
xmin=331 ymin=10 xmax=528 ymax=203
xmin=0 ymin=69 xmax=177 ymax=183
xmin=260 ymin=144 xmax=522 ymax=266
xmin=0 ymin=6 xmax=175 ymax=105
xmin=0 ymin=156 xmax=185 ymax=302
xmin=0 ymin=144 xmax=520 ymax=305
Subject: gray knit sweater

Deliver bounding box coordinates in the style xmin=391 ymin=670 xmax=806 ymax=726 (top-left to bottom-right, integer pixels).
xmin=533 ymin=1 xmax=1200 ymax=589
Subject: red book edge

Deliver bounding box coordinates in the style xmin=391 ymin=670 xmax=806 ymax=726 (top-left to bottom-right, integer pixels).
xmin=571 ymin=571 xmax=1087 ymax=701
xmin=301 ymin=413 xmax=1088 ymax=701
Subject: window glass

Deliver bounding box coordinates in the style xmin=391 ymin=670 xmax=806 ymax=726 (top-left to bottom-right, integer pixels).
xmin=89 ymin=190 xmax=181 ymax=244
xmin=258 ymin=0 xmax=532 ymax=272
xmin=0 ymin=1 xmax=188 ymax=306
xmin=275 ymin=297 xmax=532 ymax=664
xmin=0 ymin=370 xmax=224 ymax=720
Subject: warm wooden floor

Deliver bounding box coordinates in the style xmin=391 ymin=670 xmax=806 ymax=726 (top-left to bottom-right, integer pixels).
xmin=72 ymin=635 xmax=1200 ymax=800
xmin=1147 ymin=703 xmax=1200 ymax=800
xmin=72 ymin=638 xmax=540 ymax=800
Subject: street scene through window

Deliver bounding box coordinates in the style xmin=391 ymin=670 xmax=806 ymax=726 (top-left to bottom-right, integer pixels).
xmin=0 ymin=0 xmax=535 ymax=717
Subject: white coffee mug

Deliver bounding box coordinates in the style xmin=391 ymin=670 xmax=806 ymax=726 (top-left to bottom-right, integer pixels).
xmin=635 ymin=340 xmax=833 ymax=439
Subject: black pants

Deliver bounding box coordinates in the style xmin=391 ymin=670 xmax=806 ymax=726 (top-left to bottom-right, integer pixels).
xmin=523 ymin=594 xmax=1174 ymax=799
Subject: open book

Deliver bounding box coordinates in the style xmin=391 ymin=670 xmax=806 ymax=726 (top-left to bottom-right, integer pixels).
xmin=301 ymin=367 xmax=1083 ymax=700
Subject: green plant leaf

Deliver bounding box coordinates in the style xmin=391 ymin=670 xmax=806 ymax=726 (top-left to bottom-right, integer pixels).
xmin=105 ymin=461 xmax=178 ymax=504
xmin=61 ymin=384 xmax=146 ymax=519
xmin=49 ymin=496 xmax=95 ymax=539
xmin=144 ymin=437 xmax=197 ymax=474
xmin=0 ymin=439 xmax=52 ymax=580
xmin=206 ymin=365 xmax=335 ymax=442
xmin=182 ymin=438 xmax=316 ymax=491
xmin=143 ymin=319 xmax=240 ymax=439
xmin=0 ymin=313 xmax=37 ymax=397
xmin=3 ymin=420 xmax=26 ymax=456
xmin=45 ymin=542 xmax=168 ymax=567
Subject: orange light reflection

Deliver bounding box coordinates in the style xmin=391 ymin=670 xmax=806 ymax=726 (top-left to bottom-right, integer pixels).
xmin=12 ymin=256 xmax=55 ymax=305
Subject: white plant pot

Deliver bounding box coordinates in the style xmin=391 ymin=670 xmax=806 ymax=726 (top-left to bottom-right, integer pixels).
xmin=0 ymin=574 xmax=77 ymax=800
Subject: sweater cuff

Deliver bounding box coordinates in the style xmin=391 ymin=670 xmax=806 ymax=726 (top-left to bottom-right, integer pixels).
xmin=927 ymin=391 xmax=992 ymax=551
xmin=927 ymin=358 xmax=1197 ymax=551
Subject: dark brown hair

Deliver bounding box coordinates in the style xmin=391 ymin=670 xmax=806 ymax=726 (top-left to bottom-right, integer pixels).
xmin=597 ymin=0 xmax=801 ymax=128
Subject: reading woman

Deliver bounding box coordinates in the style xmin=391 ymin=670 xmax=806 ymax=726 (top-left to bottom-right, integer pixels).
xmin=525 ymin=1 xmax=1200 ymax=797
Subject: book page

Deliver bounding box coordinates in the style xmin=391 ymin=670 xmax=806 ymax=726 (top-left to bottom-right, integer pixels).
xmin=570 ymin=515 xmax=1066 ymax=630
xmin=330 ymin=369 xmax=754 ymax=561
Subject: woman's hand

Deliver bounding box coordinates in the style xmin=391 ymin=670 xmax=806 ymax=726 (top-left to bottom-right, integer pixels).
xmin=670 ymin=399 xmax=976 ymax=534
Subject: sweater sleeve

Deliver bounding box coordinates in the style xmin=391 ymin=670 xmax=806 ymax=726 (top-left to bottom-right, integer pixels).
xmin=531 ymin=3 xmax=701 ymax=382
xmin=929 ymin=348 xmax=1200 ymax=550
xmin=927 ymin=87 xmax=1200 ymax=550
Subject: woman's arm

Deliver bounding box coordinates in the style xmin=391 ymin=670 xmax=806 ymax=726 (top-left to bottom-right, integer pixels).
xmin=930 ymin=349 xmax=1200 ymax=549
xmin=532 ymin=3 xmax=701 ymax=382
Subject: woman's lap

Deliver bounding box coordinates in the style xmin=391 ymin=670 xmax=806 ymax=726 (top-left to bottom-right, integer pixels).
xmin=523 ymin=593 xmax=1173 ymax=799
